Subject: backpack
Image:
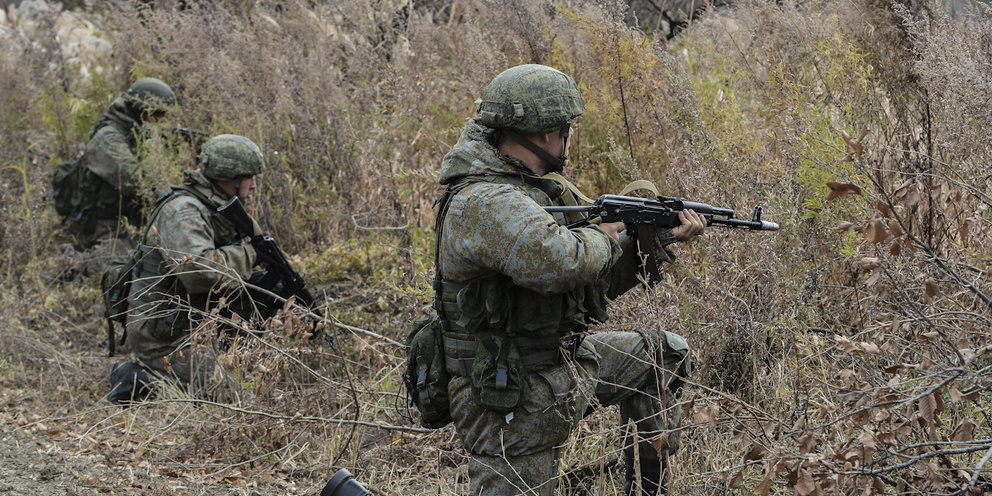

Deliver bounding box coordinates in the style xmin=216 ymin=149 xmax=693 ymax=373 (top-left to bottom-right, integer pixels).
xmin=52 ymin=157 xmax=86 ymax=219
xmin=403 ymin=308 xmax=452 ymax=428
xmin=97 ymin=188 xmax=186 ymax=356
xmin=51 ymin=155 xmax=113 ymax=225
xmin=101 ymin=248 xmax=141 ymax=357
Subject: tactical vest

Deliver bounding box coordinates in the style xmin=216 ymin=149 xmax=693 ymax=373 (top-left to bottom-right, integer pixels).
xmin=434 ymin=173 xmax=612 ymax=379
xmin=128 ymin=183 xmax=245 ymax=324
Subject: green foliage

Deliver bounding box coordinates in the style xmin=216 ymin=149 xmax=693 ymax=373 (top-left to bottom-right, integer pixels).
xmin=2 ymin=1 xmax=992 ymax=494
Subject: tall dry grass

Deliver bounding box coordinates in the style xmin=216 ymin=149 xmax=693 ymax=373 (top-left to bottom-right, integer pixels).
xmin=1 ymin=0 xmax=991 ymax=494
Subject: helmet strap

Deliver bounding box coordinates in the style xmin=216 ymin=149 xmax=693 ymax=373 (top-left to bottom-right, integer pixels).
xmin=233 ymin=176 xmax=244 ymax=199
xmin=504 ymin=129 xmax=567 ymax=174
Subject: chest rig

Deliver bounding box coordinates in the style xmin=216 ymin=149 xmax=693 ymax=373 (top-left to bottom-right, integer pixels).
xmin=432 ymin=172 xmax=602 ymax=382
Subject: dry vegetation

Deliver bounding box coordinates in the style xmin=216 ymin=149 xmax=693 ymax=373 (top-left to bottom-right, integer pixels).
xmin=2 ymin=0 xmax=992 ymax=494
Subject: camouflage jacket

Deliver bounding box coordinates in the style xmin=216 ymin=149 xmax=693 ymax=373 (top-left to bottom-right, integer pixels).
xmin=435 ymin=119 xmax=677 ymax=363
xmin=81 ymin=97 xmax=143 ymax=199
xmin=127 ymin=169 xmax=260 ymax=329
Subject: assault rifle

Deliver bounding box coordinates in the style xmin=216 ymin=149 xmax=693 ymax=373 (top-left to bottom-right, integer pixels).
xmin=544 ymin=194 xmax=780 ymax=231
xmin=545 ymin=194 xmax=778 ymax=283
xmin=217 ymin=196 xmax=322 ymax=335
xmin=171 ymin=127 xmax=209 ymax=142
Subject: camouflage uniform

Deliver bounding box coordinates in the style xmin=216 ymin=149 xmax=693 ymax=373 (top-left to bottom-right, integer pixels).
xmin=436 ymin=117 xmax=691 ymax=495
xmin=70 ymin=96 xmax=145 ymax=250
xmin=109 ymin=135 xmax=266 ymax=403
xmin=64 ymin=78 xmax=176 ymax=273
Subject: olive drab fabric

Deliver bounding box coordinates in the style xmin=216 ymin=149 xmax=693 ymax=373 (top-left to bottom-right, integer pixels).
xmin=477 ymin=64 xmax=585 ymax=134
xmin=198 ymin=134 xmax=266 ymax=181
xmin=55 ymin=96 xmax=146 ymax=250
xmin=435 ymin=117 xmax=691 ymax=496
xmin=125 ymin=168 xmax=262 ymax=390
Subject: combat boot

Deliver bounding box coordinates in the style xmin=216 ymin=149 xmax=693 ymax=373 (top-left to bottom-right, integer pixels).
xmin=624 ymin=452 xmax=667 ymax=495
xmin=107 ymin=361 xmax=155 ymax=406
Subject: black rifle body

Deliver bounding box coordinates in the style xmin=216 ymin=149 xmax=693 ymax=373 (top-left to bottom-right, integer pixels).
xmin=216 ymin=196 xmax=318 ymax=311
xmin=546 ymin=194 xmax=779 ymax=231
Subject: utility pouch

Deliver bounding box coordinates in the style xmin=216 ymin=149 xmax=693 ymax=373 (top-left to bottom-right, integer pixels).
xmin=403 ymin=309 xmax=452 ymax=429
xmin=471 ymin=334 xmax=527 ymax=414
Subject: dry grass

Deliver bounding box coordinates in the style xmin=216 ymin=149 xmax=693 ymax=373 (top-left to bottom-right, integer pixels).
xmin=2 ymin=0 xmax=992 ymax=494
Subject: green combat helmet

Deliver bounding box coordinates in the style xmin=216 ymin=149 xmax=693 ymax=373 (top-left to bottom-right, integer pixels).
xmin=199 ymin=134 xmax=266 ymax=181
xmin=477 ymin=64 xmax=585 ymax=172
xmin=477 ymin=64 xmax=585 ymax=134
xmin=126 ymin=77 xmax=177 ymax=114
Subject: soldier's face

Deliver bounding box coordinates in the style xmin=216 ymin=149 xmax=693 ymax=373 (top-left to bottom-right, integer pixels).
xmin=237 ymin=175 xmax=257 ymax=200
xmin=217 ymin=175 xmax=258 ymax=200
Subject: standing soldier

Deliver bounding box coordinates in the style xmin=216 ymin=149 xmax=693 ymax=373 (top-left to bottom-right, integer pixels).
xmin=433 ymin=65 xmax=705 ymax=495
xmin=53 ymin=77 xmax=176 ymax=273
xmin=108 ymin=134 xmax=268 ymax=405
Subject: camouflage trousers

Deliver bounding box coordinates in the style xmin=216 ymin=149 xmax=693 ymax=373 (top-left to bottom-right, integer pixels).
xmin=126 ymin=313 xmax=233 ymax=400
xmin=448 ymin=330 xmax=691 ymax=496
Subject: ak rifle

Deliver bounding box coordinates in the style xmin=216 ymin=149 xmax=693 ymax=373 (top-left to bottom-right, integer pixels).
xmin=545 ymin=194 xmax=779 ymax=231
xmin=217 ymin=196 xmax=322 ymax=334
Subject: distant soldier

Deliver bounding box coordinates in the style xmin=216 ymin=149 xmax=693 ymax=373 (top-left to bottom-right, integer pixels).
xmin=53 ymin=77 xmax=176 ymax=272
xmin=108 ymin=134 xmax=268 ymax=406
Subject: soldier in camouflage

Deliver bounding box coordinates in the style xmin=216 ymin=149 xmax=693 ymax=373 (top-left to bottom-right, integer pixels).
xmin=66 ymin=78 xmax=177 ymax=256
xmin=434 ymin=65 xmax=705 ymax=495
xmin=107 ymin=134 xmax=267 ymax=405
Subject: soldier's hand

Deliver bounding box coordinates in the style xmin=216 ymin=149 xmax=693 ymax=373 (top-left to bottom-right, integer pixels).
xmin=600 ymin=221 xmax=626 ymax=241
xmin=673 ymin=209 xmax=706 ymax=242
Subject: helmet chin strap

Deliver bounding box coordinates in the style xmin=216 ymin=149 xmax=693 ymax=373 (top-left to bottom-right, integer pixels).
xmin=233 ymin=176 xmax=244 ymax=199
xmin=504 ymin=130 xmax=568 ymax=174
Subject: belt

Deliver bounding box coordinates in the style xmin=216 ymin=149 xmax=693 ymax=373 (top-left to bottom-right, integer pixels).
xmin=442 ymin=333 xmax=580 ymax=376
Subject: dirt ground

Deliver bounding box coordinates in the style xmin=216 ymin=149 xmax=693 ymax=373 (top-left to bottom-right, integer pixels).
xmin=0 ymin=392 xmax=313 ymax=496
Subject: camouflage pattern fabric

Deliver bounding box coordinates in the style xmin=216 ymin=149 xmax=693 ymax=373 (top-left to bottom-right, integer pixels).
xmin=437 ymin=118 xmax=691 ymax=495
xmin=198 ymin=134 xmax=266 ymax=181
xmin=67 ymin=97 xmax=144 ymax=250
xmin=125 ymin=169 xmax=261 ymax=394
xmin=477 ymin=64 xmax=585 ymax=134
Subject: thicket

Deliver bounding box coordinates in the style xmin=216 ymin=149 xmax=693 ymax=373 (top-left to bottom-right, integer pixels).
xmin=1 ymin=0 xmax=991 ymax=494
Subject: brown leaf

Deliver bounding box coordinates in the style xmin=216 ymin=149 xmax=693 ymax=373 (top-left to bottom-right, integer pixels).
xmin=919 ymin=394 xmax=937 ymax=422
xmin=875 ymin=200 xmax=892 ymax=218
xmin=833 ymin=222 xmax=857 ymax=232
xmin=924 ymin=280 xmax=940 ymax=304
xmin=858 ymin=257 xmax=881 ymax=271
xmin=865 ymin=218 xmax=888 ymax=243
xmin=794 ymin=468 xmax=816 ymax=496
xmin=834 ymin=335 xmax=859 ymax=353
xmin=754 ymin=470 xmax=774 ymax=496
xmin=861 ymin=342 xmax=880 ymax=355
xmin=745 ymin=444 xmax=769 ymax=462
xmin=889 ymin=241 xmax=902 ymax=256
xmin=887 ymin=219 xmax=904 ymax=237
xmin=950 ymin=382 xmax=964 ymax=403
xmin=826 ymin=181 xmax=863 ymax=200
xmin=840 ymin=129 xmax=868 ymax=161
xmin=951 ymin=419 xmax=976 ymax=443
xmin=729 ymin=471 xmax=744 ymax=489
